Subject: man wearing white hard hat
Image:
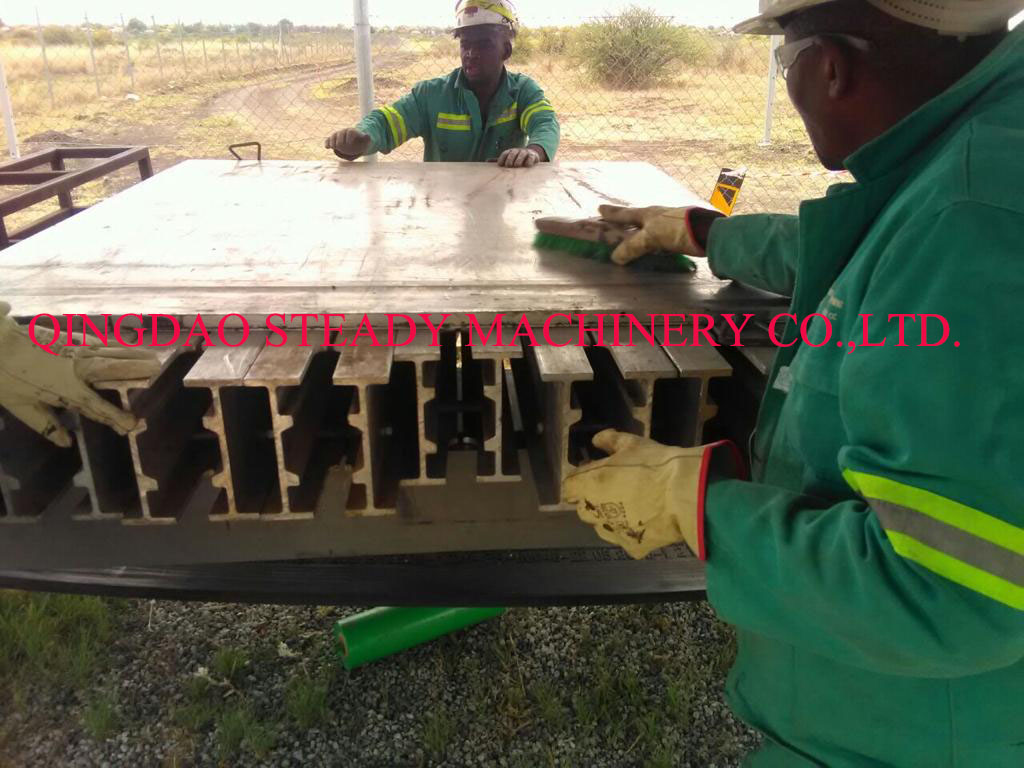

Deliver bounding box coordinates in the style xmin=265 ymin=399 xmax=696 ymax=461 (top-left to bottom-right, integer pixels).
xmin=325 ymin=0 xmax=559 ymax=168
xmin=562 ymin=1 xmax=1024 ymax=765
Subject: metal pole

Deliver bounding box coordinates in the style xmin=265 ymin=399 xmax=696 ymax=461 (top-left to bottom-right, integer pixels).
xmin=35 ymin=10 xmax=55 ymax=110
xmin=152 ymin=17 xmax=164 ymax=81
xmin=354 ymin=0 xmax=376 ymax=162
xmin=761 ymin=36 xmax=781 ymax=146
xmin=278 ymin=22 xmax=285 ymax=64
xmin=85 ymin=13 xmax=101 ymax=97
xmin=178 ymin=21 xmax=188 ymax=74
xmin=0 ymin=57 xmax=19 ymax=159
xmin=120 ymin=14 xmax=136 ymax=92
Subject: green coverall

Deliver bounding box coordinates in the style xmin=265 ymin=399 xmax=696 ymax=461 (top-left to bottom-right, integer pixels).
xmin=703 ymin=26 xmax=1024 ymax=767
xmin=355 ymin=67 xmax=559 ymax=163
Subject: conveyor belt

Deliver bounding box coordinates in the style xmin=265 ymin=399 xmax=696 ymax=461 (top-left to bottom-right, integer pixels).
xmin=0 ymin=545 xmax=705 ymax=607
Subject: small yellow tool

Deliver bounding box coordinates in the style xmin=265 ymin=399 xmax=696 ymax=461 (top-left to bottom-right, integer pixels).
xmin=710 ymin=167 xmax=747 ymax=215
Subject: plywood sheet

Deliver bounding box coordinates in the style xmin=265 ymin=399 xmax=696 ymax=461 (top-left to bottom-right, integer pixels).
xmin=0 ymin=160 xmax=784 ymax=322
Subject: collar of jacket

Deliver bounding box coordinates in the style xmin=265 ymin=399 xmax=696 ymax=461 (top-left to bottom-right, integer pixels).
xmin=845 ymin=25 xmax=1024 ymax=183
xmin=787 ymin=25 xmax=1024 ymax=321
xmin=452 ymin=67 xmax=516 ymax=113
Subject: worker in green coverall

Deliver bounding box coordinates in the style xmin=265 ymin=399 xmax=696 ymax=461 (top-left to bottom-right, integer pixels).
xmin=324 ymin=0 xmax=559 ymax=168
xmin=563 ymin=0 xmax=1024 ymax=765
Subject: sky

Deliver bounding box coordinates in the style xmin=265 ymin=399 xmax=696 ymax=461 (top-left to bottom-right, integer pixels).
xmin=4 ymin=2 xmax=1020 ymax=30
xmin=3 ymin=1 xmax=762 ymax=29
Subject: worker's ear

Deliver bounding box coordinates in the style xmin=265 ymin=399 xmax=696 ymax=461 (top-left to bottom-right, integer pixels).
xmin=817 ymin=38 xmax=856 ymax=100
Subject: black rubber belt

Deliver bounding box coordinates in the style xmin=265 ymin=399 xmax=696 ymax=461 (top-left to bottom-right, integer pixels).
xmin=0 ymin=547 xmax=706 ymax=607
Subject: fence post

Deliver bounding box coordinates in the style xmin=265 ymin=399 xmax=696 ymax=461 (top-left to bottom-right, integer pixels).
xmin=354 ymin=0 xmax=376 ymax=163
xmin=178 ymin=21 xmax=189 ymax=74
xmin=84 ymin=13 xmax=101 ymax=97
xmin=151 ymin=16 xmax=164 ymax=81
xmin=761 ymin=35 xmax=781 ymax=146
xmin=201 ymin=37 xmax=208 ymax=71
xmin=120 ymin=14 xmax=136 ymax=92
xmin=0 ymin=57 xmax=19 ymax=159
xmin=35 ymin=10 xmax=56 ymax=110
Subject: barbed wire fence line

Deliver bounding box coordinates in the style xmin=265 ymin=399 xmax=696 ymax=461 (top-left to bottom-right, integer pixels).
xmin=0 ymin=9 xmax=844 ymax=220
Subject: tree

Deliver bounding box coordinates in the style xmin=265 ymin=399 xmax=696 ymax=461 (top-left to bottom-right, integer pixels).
xmin=278 ymin=19 xmax=294 ymax=34
xmin=125 ymin=17 xmax=147 ymax=34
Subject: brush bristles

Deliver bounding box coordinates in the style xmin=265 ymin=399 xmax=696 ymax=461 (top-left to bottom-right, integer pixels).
xmin=533 ymin=232 xmax=696 ymax=274
xmin=533 ymin=232 xmax=616 ymax=261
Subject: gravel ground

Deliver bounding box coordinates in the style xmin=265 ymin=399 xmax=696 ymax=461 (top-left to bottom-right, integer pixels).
xmin=1 ymin=599 xmax=759 ymax=767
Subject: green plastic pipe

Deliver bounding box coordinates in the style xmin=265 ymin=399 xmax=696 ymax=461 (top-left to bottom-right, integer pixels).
xmin=332 ymin=606 xmax=506 ymax=670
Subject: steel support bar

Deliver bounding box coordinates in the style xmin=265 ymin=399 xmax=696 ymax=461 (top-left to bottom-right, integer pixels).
xmin=0 ymin=146 xmax=152 ymax=217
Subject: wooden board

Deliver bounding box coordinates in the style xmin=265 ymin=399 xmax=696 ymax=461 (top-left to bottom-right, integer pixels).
xmin=0 ymin=160 xmax=784 ymax=323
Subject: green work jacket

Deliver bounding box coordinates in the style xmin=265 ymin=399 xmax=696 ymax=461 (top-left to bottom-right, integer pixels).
xmin=355 ymin=68 xmax=559 ymax=163
xmin=704 ymin=27 xmax=1024 ymax=767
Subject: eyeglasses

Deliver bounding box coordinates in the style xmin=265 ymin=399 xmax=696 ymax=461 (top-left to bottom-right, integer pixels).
xmin=774 ymin=34 xmax=873 ymax=80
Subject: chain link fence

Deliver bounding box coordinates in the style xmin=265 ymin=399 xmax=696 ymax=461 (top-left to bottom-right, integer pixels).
xmin=1 ymin=10 xmax=845 ymax=218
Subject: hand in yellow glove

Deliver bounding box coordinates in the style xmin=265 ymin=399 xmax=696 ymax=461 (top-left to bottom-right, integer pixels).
xmin=563 ymin=429 xmax=745 ymax=560
xmin=0 ymin=303 xmax=161 ymax=447
xmin=598 ymin=204 xmax=724 ymax=266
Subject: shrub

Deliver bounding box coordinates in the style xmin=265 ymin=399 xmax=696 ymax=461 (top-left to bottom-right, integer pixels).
xmin=575 ymin=7 xmax=704 ymax=89
xmin=42 ymin=25 xmax=77 ymax=45
xmin=91 ymin=27 xmax=114 ymax=47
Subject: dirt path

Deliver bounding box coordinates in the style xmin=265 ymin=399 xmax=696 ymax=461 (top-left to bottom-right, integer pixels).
xmin=192 ymin=51 xmax=421 ymax=152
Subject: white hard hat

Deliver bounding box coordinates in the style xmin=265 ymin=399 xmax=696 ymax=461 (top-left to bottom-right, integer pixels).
xmin=455 ymin=0 xmax=519 ymax=34
xmin=735 ymin=0 xmax=1024 ymax=35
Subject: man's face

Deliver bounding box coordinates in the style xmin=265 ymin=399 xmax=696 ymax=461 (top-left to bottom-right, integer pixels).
xmin=783 ymin=29 xmax=849 ymax=171
xmin=458 ymin=26 xmax=509 ymax=84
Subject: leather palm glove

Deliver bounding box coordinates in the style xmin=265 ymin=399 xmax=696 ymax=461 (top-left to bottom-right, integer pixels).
xmin=563 ymin=429 xmax=745 ymax=560
xmin=0 ymin=303 xmax=160 ymax=448
xmin=598 ymin=204 xmax=724 ymax=266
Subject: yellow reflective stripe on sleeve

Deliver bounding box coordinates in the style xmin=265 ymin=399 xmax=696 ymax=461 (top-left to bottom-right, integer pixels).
xmin=843 ymin=470 xmax=1024 ymax=555
xmin=382 ymin=105 xmax=407 ymax=145
xmin=844 ymin=469 xmax=1024 ymax=609
xmin=392 ymin=107 xmax=408 ymax=145
xmin=377 ymin=107 xmax=399 ymax=146
xmin=520 ymin=100 xmax=553 ymax=131
xmin=886 ymin=531 xmax=1024 ymax=610
xmin=377 ymin=105 xmax=407 ymax=146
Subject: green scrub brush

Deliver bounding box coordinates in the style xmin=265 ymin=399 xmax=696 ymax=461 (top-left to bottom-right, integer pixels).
xmin=533 ymin=216 xmax=696 ymax=273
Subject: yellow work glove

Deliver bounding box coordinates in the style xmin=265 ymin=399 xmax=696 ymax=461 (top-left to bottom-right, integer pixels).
xmin=598 ymin=204 xmax=723 ymax=266
xmin=563 ymin=429 xmax=745 ymax=560
xmin=0 ymin=303 xmax=160 ymax=448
